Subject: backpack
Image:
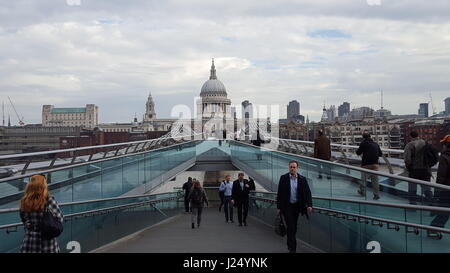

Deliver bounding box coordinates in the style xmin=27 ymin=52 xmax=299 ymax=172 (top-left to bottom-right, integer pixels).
xmin=423 ymin=142 xmax=439 ymax=167
xmin=190 ymin=189 xmax=203 ymax=204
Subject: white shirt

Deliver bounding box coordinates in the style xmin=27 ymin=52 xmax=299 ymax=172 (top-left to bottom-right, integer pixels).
xmin=240 ymin=181 xmax=244 ymax=190
xmin=289 ymin=173 xmax=298 ymax=204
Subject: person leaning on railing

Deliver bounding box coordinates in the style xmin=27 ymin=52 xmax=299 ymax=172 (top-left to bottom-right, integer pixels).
xmin=429 ymin=135 xmax=450 ymax=235
xmin=19 ymin=174 xmax=64 ymax=253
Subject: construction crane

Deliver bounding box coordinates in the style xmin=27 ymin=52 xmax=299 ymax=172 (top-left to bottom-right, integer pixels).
xmin=429 ymin=93 xmax=437 ymax=116
xmin=7 ymin=96 xmax=25 ymax=126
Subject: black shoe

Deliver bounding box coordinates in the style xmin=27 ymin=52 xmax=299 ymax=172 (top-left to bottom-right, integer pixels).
xmin=357 ymin=189 xmax=365 ymax=196
xmin=243 ymin=222 xmax=247 ymax=226
xmin=191 ymin=223 xmax=195 ymax=229
xmin=230 ymin=220 xmax=234 ymax=223
xmin=318 ymin=175 xmax=323 ymax=179
xmin=197 ymin=223 xmax=200 ymax=228
xmin=373 ymin=194 xmax=380 ymax=200
xmin=327 ymin=176 xmax=331 ymax=180
xmin=239 ymin=223 xmax=242 ymax=226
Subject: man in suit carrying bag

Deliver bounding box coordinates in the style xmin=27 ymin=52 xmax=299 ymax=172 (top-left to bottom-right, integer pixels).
xmin=276 ymin=160 xmax=313 ymax=253
xmin=232 ymin=172 xmax=255 ymax=226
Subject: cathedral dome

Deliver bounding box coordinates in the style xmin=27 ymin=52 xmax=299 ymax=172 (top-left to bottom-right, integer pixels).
xmin=200 ymin=59 xmax=228 ymax=97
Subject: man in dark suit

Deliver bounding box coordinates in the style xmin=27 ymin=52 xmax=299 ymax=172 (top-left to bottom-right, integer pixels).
xmin=276 ymin=160 xmax=313 ymax=253
xmin=182 ymin=177 xmax=193 ymax=212
xmin=232 ymin=172 xmax=255 ymax=226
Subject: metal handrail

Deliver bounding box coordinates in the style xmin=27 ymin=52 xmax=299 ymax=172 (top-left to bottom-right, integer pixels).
xmin=251 ymin=195 xmax=450 ymax=234
xmin=0 ymin=195 xmax=182 ymax=230
xmin=230 ymin=140 xmax=450 ymax=191
xmin=0 ymin=191 xmax=184 ymax=214
xmin=273 ymin=137 xmax=405 ymax=154
xmin=250 ymin=191 xmax=450 ymax=213
xmin=0 ymin=133 xmax=197 ymax=161
xmin=0 ymin=139 xmax=199 ymax=184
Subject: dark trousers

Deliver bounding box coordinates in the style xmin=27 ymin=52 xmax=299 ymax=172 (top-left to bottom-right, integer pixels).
xmin=236 ymin=198 xmax=249 ymax=224
xmin=223 ymin=196 xmax=233 ymax=221
xmin=219 ymin=191 xmax=225 ymax=211
xmin=408 ymin=169 xmax=432 ymax=205
xmin=191 ymin=204 xmax=203 ymax=225
xmin=431 ymin=190 xmax=450 ymax=228
xmin=184 ymin=197 xmax=190 ymax=212
xmin=282 ymin=202 xmax=300 ymax=252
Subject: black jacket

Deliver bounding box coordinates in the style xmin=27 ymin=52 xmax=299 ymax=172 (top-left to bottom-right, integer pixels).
xmin=356 ymin=138 xmax=382 ymax=166
xmin=437 ymin=148 xmax=450 ymax=186
xmin=182 ymin=181 xmax=193 ymax=197
xmin=232 ymin=179 xmax=255 ymax=203
xmin=276 ymin=173 xmax=313 ymax=218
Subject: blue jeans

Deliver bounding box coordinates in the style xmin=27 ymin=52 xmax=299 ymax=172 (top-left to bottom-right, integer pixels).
xmin=223 ymin=196 xmax=233 ymax=221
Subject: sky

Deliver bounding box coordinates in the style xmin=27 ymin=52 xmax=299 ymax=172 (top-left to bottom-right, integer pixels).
xmin=1 ymin=0 xmax=450 ymax=124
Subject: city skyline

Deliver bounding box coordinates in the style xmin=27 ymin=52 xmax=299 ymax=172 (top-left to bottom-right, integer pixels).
xmin=1 ymin=1 xmax=450 ymax=124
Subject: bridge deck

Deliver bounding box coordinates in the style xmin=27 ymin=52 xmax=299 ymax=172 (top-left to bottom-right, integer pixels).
xmin=95 ymin=207 xmax=318 ymax=253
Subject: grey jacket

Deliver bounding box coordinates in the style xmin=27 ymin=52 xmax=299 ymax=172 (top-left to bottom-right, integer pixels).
xmin=404 ymin=138 xmax=430 ymax=171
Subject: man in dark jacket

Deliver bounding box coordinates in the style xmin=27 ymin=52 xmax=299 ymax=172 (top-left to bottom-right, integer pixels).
xmin=404 ymin=131 xmax=433 ymax=204
xmin=252 ymin=130 xmax=263 ymax=160
xmin=314 ymin=129 xmax=331 ymax=179
xmin=232 ymin=173 xmax=255 ymax=226
xmin=429 ymin=135 xmax=450 ymax=235
xmin=182 ymin=177 xmax=193 ymax=212
xmin=356 ymin=131 xmax=383 ymax=200
xmin=276 ymin=160 xmax=313 ymax=253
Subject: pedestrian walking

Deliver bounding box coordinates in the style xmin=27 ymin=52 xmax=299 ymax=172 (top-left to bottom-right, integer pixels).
xmin=404 ymin=131 xmax=435 ymax=204
xmin=182 ymin=177 xmax=193 ymax=212
xmin=314 ymin=129 xmax=331 ymax=179
xmin=356 ymin=130 xmax=383 ymax=200
xmin=188 ymin=180 xmax=209 ymax=229
xmin=219 ymin=174 xmax=234 ymax=223
xmin=19 ymin=174 xmax=64 ymax=253
xmin=429 ymin=135 xmax=450 ymax=236
xmin=218 ymin=180 xmax=225 ymax=212
xmin=232 ymin=173 xmax=255 ymax=226
xmin=276 ymin=160 xmax=313 ymax=253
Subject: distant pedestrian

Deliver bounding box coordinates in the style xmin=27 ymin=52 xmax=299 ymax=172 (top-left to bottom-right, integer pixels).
xmin=252 ymin=130 xmax=263 ymax=160
xmin=182 ymin=177 xmax=193 ymax=212
xmin=314 ymin=129 xmax=331 ymax=179
xmin=404 ymin=131 xmax=433 ymax=205
xmin=218 ymin=180 xmax=225 ymax=212
xmin=429 ymin=135 xmax=450 ymax=236
xmin=356 ymin=130 xmax=382 ymax=200
xmin=219 ymin=174 xmax=234 ymax=223
xmin=19 ymin=174 xmax=64 ymax=253
xmin=188 ymin=180 xmax=209 ymax=229
xmin=232 ymin=173 xmax=255 ymax=226
xmin=276 ymin=160 xmax=313 ymax=253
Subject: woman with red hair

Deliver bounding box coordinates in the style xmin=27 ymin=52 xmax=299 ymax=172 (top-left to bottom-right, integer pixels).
xmin=19 ymin=174 xmax=63 ymax=253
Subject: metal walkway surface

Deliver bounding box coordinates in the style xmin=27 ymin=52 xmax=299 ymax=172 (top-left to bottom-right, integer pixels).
xmin=94 ymin=208 xmax=319 ymax=253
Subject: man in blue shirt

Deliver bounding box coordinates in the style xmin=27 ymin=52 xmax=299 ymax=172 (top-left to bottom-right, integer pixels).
xmin=277 ymin=160 xmax=313 ymax=253
xmin=219 ymin=174 xmax=234 ymax=223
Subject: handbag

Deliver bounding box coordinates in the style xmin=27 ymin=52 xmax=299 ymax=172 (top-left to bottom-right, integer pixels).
xmin=274 ymin=212 xmax=287 ymax=237
xmin=40 ymin=203 xmax=63 ymax=240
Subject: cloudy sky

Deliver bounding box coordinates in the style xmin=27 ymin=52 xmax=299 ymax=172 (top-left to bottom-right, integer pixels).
xmin=1 ymin=0 xmax=450 ymax=124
